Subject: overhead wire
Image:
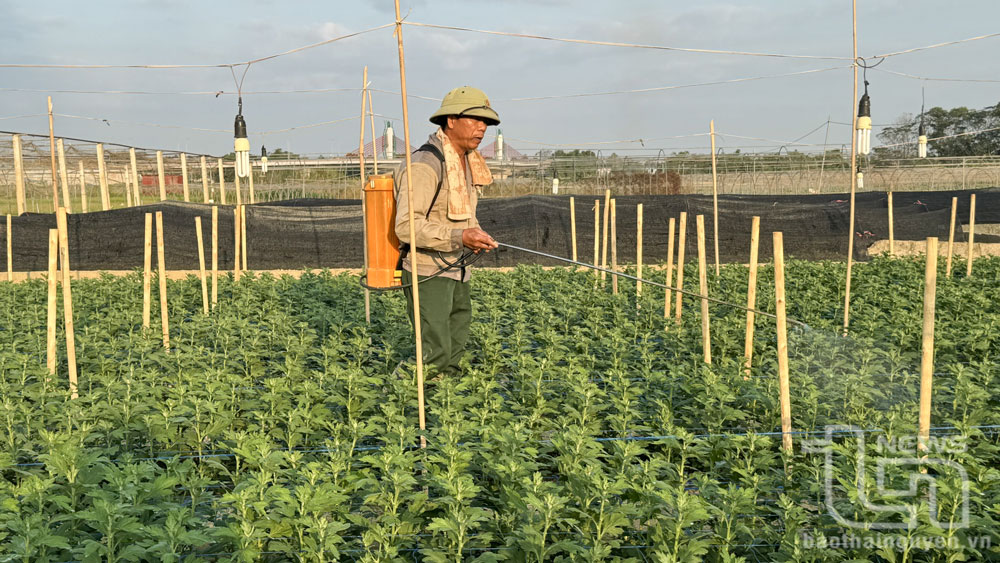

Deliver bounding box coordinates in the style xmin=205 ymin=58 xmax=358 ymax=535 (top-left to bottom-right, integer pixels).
xmin=872 ymin=30 xmax=1000 ymax=59
xmin=872 ymin=68 xmax=1000 ymax=83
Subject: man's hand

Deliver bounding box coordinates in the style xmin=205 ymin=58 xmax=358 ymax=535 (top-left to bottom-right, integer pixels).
xmin=462 ymin=228 xmax=498 ymax=252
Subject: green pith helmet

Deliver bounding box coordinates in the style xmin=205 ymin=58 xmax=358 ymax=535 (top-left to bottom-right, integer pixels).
xmin=429 ymin=86 xmax=500 ymax=127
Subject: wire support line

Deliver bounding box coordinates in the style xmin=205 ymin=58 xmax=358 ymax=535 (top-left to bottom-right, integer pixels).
xmin=502 ymin=66 xmax=851 ymax=101
xmin=716 ymin=132 xmax=830 ymax=148
xmin=0 ymin=129 xmax=218 ymax=157
xmin=878 ymin=125 xmax=1000 ymax=149
xmin=872 ymin=31 xmax=1000 ymax=59
xmin=0 ymin=113 xmax=47 ymax=121
xmin=872 ymin=68 xmax=1000 ymax=83
xmin=505 ymin=133 xmax=709 ymax=147
xmin=496 ymin=242 xmax=809 ymax=328
xmin=52 ymin=113 xmax=364 ymax=136
xmin=402 ymin=21 xmax=851 ymax=60
xmin=0 ymin=23 xmax=394 ymax=70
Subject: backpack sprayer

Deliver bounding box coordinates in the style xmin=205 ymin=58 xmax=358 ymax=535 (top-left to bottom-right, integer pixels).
xmin=357 ymin=173 xmax=803 ymax=328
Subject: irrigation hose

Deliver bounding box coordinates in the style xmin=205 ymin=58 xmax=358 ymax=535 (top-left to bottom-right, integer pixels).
xmin=496 ymin=242 xmax=809 ymax=329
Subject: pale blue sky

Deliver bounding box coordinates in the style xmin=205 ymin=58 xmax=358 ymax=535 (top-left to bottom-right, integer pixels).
xmin=1 ymin=0 xmax=998 ymax=156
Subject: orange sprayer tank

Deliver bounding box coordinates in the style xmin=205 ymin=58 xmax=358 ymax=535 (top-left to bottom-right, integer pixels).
xmin=363 ymin=174 xmax=401 ymax=287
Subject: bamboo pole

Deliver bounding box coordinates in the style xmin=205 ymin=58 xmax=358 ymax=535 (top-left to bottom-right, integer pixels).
xmin=359 ymin=66 xmax=371 ymax=324
xmin=593 ymin=199 xmax=600 ymax=278
xmin=966 ymin=194 xmax=976 ymax=278
xmin=887 ymin=191 xmax=894 ymax=256
xmin=130 ymin=148 xmax=141 ymax=206
xmin=600 ymin=189 xmax=610 ymax=281
xmin=97 ymin=144 xmax=110 ymax=210
xmin=636 ymin=203 xmax=643 ymax=301
xmin=180 ymin=153 xmax=190 ymax=202
xmin=248 ymin=163 xmax=256 ymax=205
xmin=674 ymin=211 xmax=687 ymax=323
xmin=240 ymin=204 xmax=248 ymax=271
xmin=123 ymin=168 xmax=133 ymax=208
xmin=211 ymin=206 xmax=218 ymax=307
xmin=946 ymin=196 xmax=957 ymax=277
xmin=195 ymin=217 xmax=208 ymax=314
xmin=142 ymin=213 xmax=152 ymax=329
xmin=918 ymin=237 xmax=938 ymax=452
xmin=610 ymin=199 xmax=618 ymax=295
xmin=774 ymin=231 xmax=792 ymax=452
xmin=78 ymin=162 xmax=87 ymax=213
xmin=5 ymin=214 xmax=11 ymax=281
xmin=234 ymin=173 xmax=243 ymax=208
xmin=12 ymin=134 xmax=26 ymax=215
xmin=48 ymin=97 xmax=59 ymax=213
xmin=664 ymin=217 xmax=675 ymax=319
xmin=200 ymin=156 xmax=210 ymax=203
xmin=842 ymin=0 xmax=859 ymax=335
xmin=47 ymin=229 xmax=58 ymax=378
xmin=56 ymin=208 xmax=77 ymax=398
xmin=155 ymin=211 xmax=169 ymax=350
xmin=697 ymin=214 xmax=710 ymax=364
xmin=156 ymin=151 xmax=166 ymax=202
xmin=367 ymin=82 xmax=379 ymax=175
xmin=744 ymin=216 xmax=761 ymax=377
xmin=217 ymin=159 xmax=227 ymax=205
xmin=394 ymin=0 xmax=428 ymax=448
xmin=710 ymin=120 xmax=720 ymax=275
xmin=233 ymin=206 xmax=241 ymax=280
xmin=57 ymin=139 xmax=71 ymax=212
xmin=569 ymin=196 xmax=577 ymax=262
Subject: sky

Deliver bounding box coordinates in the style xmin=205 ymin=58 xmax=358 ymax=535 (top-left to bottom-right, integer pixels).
xmin=1 ymin=0 xmax=998 ymax=157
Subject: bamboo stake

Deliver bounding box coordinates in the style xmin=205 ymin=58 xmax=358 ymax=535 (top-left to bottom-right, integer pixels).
xmin=57 ymin=139 xmax=71 ymax=212
xmin=48 ymin=97 xmax=59 ymax=213
xmin=774 ymin=231 xmax=792 ymax=452
xmin=569 ymin=196 xmax=577 ymax=262
xmin=5 ymin=214 xmax=11 ymax=281
xmin=394 ymin=0 xmax=428 ymax=448
xmin=248 ymin=163 xmax=256 ymax=205
xmin=744 ymin=216 xmax=761 ymax=377
xmin=180 ymin=153 xmax=190 ymax=202
xmin=211 ymin=206 xmax=218 ymax=307
xmin=359 ymin=66 xmax=371 ymax=325
xmin=12 ymin=134 xmax=26 ymax=215
xmin=97 ymin=144 xmax=110 ymax=210
xmin=217 ymin=159 xmax=227 ymax=205
xmin=946 ymin=196 xmax=957 ymax=277
xmin=233 ymin=206 xmax=241 ymax=281
xmin=664 ymin=217 xmax=675 ymax=319
xmin=156 ymin=151 xmax=166 ymax=202
xmin=593 ymin=199 xmax=600 ymax=278
xmin=842 ymin=0 xmax=859 ymax=335
xmin=367 ymin=82 xmax=379 ymax=174
xmin=697 ymin=214 xmax=710 ymax=364
xmin=887 ymin=191 xmax=894 ymax=256
xmin=56 ymin=208 xmax=77 ymax=398
xmin=636 ymin=203 xmax=643 ymax=301
xmin=130 ymin=148 xmax=141 ymax=206
xmin=240 ymin=204 xmax=248 ymax=272
xmin=918 ymin=237 xmax=938 ymax=452
xmin=610 ymin=199 xmax=618 ymax=295
xmin=674 ymin=211 xmax=687 ymax=323
xmin=600 ymin=189 xmax=610 ymax=281
xmin=200 ymin=156 xmax=210 ymax=203
xmin=47 ymin=229 xmax=58 ymax=378
xmin=155 ymin=211 xmax=169 ymax=350
xmin=78 ymin=162 xmax=87 ymax=213
xmin=195 ymin=217 xmax=208 ymax=314
xmin=123 ymin=168 xmax=133 ymax=208
xmin=710 ymin=120 xmax=720 ymax=275
xmin=966 ymin=194 xmax=976 ymax=278
xmin=234 ymin=173 xmax=243 ymax=208
xmin=142 ymin=213 xmax=152 ymax=329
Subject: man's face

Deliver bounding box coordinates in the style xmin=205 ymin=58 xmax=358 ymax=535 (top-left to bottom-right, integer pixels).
xmin=444 ymin=115 xmax=489 ymax=153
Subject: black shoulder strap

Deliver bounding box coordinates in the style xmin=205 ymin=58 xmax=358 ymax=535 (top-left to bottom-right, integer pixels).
xmin=414 ymin=142 xmax=445 ymax=220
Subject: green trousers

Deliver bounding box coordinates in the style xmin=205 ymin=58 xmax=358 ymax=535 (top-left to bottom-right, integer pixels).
xmin=401 ymin=270 xmax=472 ymax=375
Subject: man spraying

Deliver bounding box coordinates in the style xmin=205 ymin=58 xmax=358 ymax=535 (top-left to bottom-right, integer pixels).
xmin=395 ymin=86 xmax=499 ymax=376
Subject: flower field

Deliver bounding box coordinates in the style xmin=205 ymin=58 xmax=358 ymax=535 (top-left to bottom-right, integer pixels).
xmin=0 ymin=258 xmax=998 ymax=562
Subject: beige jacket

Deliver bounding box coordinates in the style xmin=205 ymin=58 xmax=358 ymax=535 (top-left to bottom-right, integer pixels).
xmin=394 ymin=132 xmax=484 ymax=282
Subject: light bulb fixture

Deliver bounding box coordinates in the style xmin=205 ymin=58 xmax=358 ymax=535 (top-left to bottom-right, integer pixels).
xmin=260 ymin=146 xmax=268 ymax=174
xmin=234 ymin=97 xmax=250 ymax=178
xmin=856 ymin=165 xmax=864 ymax=190
xmin=856 ymin=79 xmax=872 ymax=156
xmin=917 ymin=89 xmax=928 ymax=158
